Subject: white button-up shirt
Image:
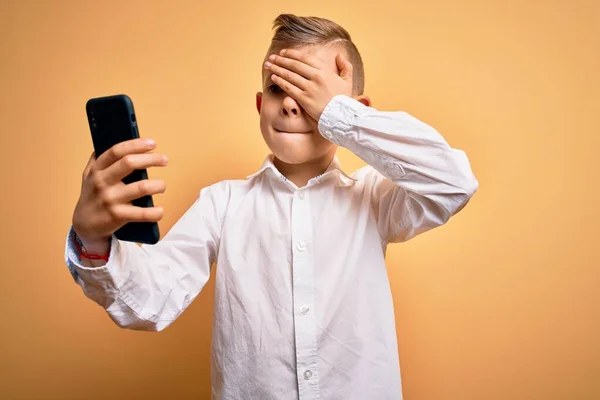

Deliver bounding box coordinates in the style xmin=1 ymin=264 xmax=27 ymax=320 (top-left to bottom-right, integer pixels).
xmin=65 ymin=95 xmax=478 ymax=399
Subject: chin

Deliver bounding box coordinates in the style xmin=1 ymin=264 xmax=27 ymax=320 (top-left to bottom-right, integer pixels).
xmin=271 ymin=147 xmax=317 ymax=165
xmin=270 ymin=142 xmax=337 ymax=165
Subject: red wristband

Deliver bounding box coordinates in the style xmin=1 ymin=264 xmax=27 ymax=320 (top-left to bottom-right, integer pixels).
xmin=73 ymin=233 xmax=110 ymax=262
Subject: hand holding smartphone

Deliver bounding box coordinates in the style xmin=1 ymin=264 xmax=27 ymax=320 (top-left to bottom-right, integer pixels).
xmin=73 ymin=94 xmax=165 ymax=245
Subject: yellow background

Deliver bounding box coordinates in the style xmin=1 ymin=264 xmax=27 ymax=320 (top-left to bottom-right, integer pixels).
xmin=1 ymin=0 xmax=598 ymax=399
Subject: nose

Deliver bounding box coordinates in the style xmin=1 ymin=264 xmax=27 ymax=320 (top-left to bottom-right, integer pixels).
xmin=281 ymin=95 xmax=302 ymax=117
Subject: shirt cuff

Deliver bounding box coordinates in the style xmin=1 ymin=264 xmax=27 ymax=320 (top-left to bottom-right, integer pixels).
xmin=64 ymin=226 xmax=124 ymax=290
xmin=318 ymin=94 xmax=369 ymax=145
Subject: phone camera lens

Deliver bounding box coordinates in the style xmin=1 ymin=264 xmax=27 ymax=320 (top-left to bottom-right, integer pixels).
xmin=131 ymin=113 xmax=136 ymax=122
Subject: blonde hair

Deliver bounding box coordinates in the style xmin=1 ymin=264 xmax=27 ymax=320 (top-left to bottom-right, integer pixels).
xmin=267 ymin=14 xmax=365 ymax=95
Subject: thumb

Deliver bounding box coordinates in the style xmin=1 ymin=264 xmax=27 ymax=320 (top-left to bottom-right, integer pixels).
xmin=336 ymin=53 xmax=353 ymax=80
xmin=82 ymin=151 xmax=96 ymax=180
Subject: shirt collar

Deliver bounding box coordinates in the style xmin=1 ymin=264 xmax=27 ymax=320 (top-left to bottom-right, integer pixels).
xmin=246 ymin=154 xmax=357 ymax=185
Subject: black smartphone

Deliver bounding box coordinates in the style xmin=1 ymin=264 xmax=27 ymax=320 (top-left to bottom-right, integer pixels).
xmin=85 ymin=94 xmax=160 ymax=244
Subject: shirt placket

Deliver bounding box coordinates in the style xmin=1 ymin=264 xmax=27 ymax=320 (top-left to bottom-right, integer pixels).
xmin=291 ymin=188 xmax=321 ymax=400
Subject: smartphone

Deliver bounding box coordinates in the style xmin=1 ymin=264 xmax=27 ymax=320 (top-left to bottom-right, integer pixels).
xmin=85 ymin=94 xmax=160 ymax=244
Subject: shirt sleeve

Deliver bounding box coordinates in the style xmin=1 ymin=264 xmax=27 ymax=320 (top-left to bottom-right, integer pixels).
xmin=64 ymin=182 xmax=230 ymax=331
xmin=318 ymin=95 xmax=479 ymax=244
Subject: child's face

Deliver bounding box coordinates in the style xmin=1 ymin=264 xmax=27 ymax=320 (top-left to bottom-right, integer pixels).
xmin=256 ymin=45 xmax=340 ymax=165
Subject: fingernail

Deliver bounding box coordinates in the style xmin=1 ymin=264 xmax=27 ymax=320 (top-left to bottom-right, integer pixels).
xmin=264 ymin=61 xmax=272 ymax=68
xmin=280 ymin=49 xmax=286 ymax=55
xmin=146 ymin=138 xmax=155 ymax=146
xmin=162 ymin=155 xmax=169 ymax=164
xmin=268 ymin=54 xmax=276 ymax=61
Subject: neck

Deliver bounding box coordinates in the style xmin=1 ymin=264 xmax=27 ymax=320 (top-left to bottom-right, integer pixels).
xmin=273 ymin=152 xmax=335 ymax=188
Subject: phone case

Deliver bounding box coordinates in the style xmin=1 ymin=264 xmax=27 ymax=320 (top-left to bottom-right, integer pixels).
xmin=86 ymin=94 xmax=160 ymax=244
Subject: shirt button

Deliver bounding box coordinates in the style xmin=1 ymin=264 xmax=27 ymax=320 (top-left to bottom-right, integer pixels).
xmin=300 ymin=305 xmax=310 ymax=315
xmin=296 ymin=241 xmax=306 ymax=252
xmin=303 ymin=369 xmax=313 ymax=380
xmin=297 ymin=191 xmax=305 ymax=200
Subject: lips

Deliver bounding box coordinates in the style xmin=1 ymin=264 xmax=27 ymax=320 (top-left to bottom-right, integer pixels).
xmin=274 ymin=128 xmax=311 ymax=134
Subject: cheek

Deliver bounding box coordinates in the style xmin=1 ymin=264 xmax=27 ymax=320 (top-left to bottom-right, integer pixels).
xmin=314 ymin=133 xmax=336 ymax=150
xmin=261 ymin=95 xmax=278 ymax=110
xmin=259 ymin=103 xmax=277 ymax=139
xmin=259 ymin=101 xmax=277 ymax=121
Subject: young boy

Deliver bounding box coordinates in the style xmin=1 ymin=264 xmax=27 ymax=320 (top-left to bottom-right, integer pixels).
xmin=65 ymin=14 xmax=478 ymax=400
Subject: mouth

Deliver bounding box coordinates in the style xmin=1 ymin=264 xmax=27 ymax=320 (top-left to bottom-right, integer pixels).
xmin=274 ymin=128 xmax=312 ymax=134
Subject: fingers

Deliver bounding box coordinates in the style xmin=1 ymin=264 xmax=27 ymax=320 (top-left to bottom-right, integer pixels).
xmin=267 ymin=54 xmax=317 ymax=81
xmin=111 ymin=203 xmax=164 ymax=223
xmin=102 ymin=152 xmax=168 ymax=184
xmin=335 ymin=53 xmax=353 ymax=79
xmin=265 ymin=61 xmax=308 ymax=90
xmin=95 ymin=138 xmax=157 ymax=171
xmin=278 ymin=48 xmax=321 ymax=69
xmin=109 ymin=179 xmax=167 ymax=205
xmin=271 ymin=74 xmax=302 ymax=100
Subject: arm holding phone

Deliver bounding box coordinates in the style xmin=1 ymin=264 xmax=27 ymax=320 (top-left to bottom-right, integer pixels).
xmin=66 ymin=96 xmax=226 ymax=331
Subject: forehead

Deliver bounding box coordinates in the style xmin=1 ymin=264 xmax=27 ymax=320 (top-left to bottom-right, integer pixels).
xmin=262 ymin=44 xmax=341 ymax=85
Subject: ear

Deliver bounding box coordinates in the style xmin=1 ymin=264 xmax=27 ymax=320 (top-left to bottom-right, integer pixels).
xmin=353 ymin=94 xmax=371 ymax=107
xmin=256 ymin=92 xmax=263 ymax=114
